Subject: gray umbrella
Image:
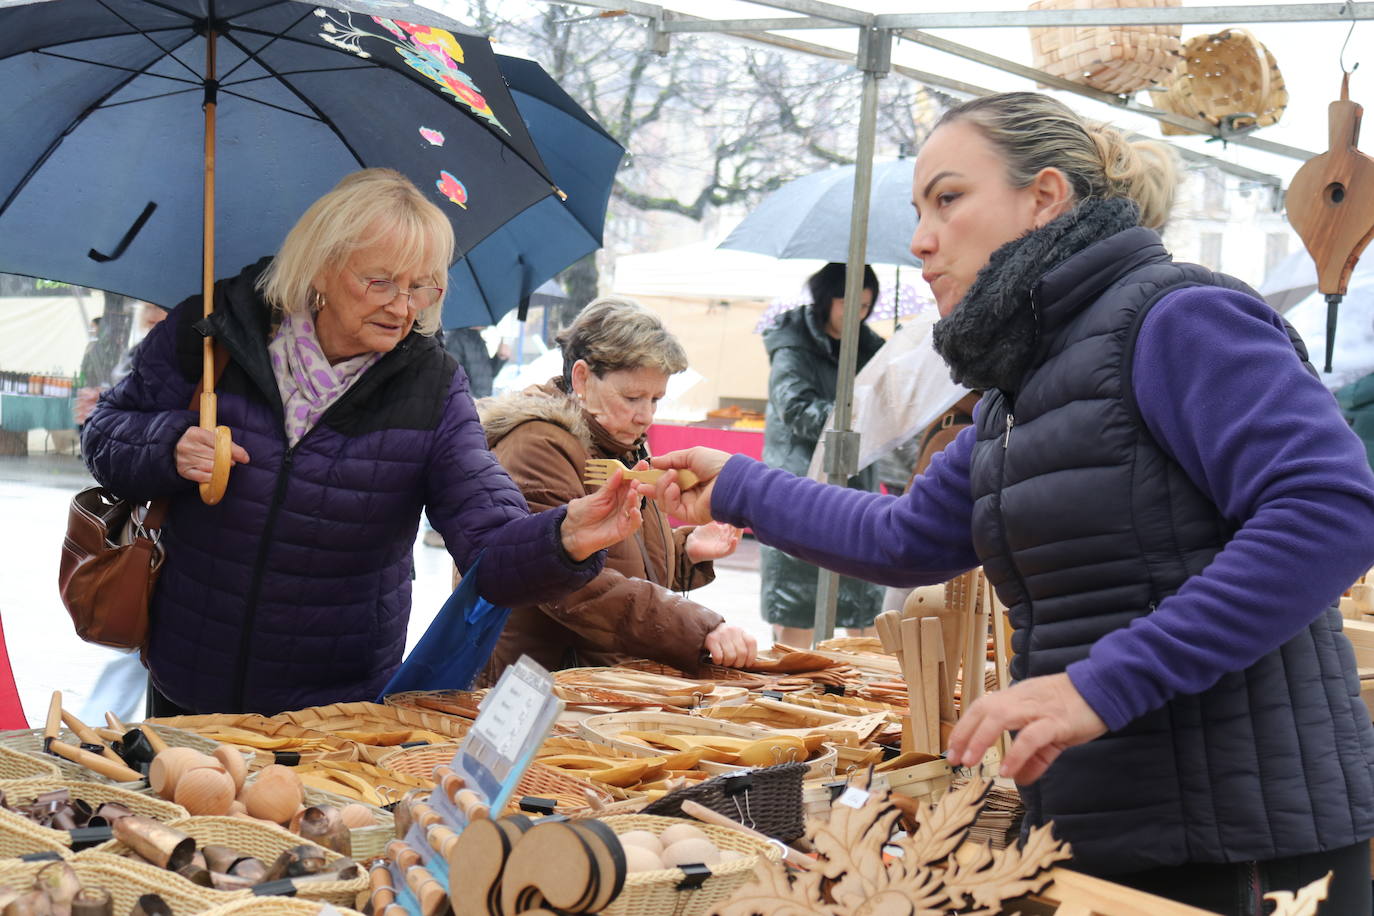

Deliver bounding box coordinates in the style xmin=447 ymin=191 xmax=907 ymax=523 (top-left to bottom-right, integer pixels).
xmin=718 ymin=158 xmax=920 ymax=266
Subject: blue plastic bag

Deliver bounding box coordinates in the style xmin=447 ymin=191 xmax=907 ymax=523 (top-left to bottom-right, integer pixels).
xmin=378 ymin=555 xmax=511 ymax=699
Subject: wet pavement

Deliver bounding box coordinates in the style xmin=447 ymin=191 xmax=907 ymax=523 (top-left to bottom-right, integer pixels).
xmin=0 ymin=453 xmax=768 ymax=726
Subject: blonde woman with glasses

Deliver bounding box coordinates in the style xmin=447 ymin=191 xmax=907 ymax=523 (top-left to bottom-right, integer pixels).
xmin=81 ymin=168 xmax=640 ymax=717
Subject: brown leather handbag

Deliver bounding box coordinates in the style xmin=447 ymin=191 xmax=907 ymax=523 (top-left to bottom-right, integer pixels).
xmin=58 ymin=343 xmax=227 ymax=649
xmin=59 ymin=490 xmax=168 ymax=648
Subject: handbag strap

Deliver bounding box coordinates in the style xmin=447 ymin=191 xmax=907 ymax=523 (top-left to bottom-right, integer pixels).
xmin=142 ymin=341 xmax=230 ymax=532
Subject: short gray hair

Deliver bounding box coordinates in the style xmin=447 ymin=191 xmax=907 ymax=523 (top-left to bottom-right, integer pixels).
xmin=256 ymin=168 xmax=454 ymax=335
xmin=557 ymin=296 xmax=688 ymax=383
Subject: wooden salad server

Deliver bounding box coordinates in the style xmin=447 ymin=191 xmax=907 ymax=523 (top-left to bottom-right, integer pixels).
xmin=1286 ymin=73 xmax=1374 ymax=373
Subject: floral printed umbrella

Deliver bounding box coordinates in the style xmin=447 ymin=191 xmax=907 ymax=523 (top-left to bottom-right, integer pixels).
xmin=0 ymin=0 xmax=564 ymax=319
xmin=0 ymin=0 xmax=582 ymax=500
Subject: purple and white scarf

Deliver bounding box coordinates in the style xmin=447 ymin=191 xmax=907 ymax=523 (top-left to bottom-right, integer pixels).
xmin=268 ymin=309 xmax=378 ymax=446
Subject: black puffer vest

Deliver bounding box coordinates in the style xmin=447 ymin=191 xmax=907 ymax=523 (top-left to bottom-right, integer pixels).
xmin=970 ymin=226 xmax=1374 ymax=874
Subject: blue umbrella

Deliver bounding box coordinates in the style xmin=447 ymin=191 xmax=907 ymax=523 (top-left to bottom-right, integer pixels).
xmin=442 ymin=53 xmax=624 ymax=329
xmin=0 ymin=0 xmax=567 ymax=322
xmin=718 ymin=158 xmax=920 ymax=267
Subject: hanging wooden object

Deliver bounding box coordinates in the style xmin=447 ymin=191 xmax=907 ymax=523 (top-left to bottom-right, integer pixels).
xmin=1027 ymin=0 xmax=1182 ymax=95
xmin=1286 ymin=74 xmax=1374 ymax=373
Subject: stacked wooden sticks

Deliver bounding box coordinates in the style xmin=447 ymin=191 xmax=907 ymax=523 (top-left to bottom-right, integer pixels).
xmin=871 ymin=570 xmax=1011 ymax=756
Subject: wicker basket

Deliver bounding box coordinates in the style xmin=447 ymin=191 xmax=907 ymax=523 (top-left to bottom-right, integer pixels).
xmin=0 ymin=780 xmax=189 ymax=852
xmin=201 ymin=896 xmax=365 ymax=916
xmin=145 ymin=715 xmax=357 ymax=768
xmin=0 ymin=726 xmax=218 ymax=787
xmin=0 ymin=850 xmax=237 ymax=913
xmin=269 ymin=702 xmax=471 ymax=765
xmin=801 ymin=755 xmax=953 ymax=820
xmin=94 ymin=816 xmax=366 ymax=908
xmin=641 ymin=762 xmax=809 ymax=843
xmin=382 ymin=689 xmax=484 ymax=721
xmin=1150 ymin=28 xmax=1287 ymax=135
xmin=578 ymin=712 xmax=771 ymax=758
xmin=1029 ymin=0 xmax=1182 ymax=95
xmin=0 ymin=744 xmax=63 ymax=790
xmin=598 ymin=814 xmax=782 ymax=916
xmin=296 ymin=786 xmax=392 ymax=860
xmin=375 ymin=745 xmax=618 ymax=815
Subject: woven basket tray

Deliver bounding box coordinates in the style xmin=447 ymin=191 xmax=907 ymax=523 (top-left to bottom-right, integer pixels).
xmin=1150 ymin=27 xmax=1287 ymax=135
xmin=93 ymin=816 xmax=366 ymax=908
xmin=801 ymin=755 xmax=953 ymax=820
xmin=291 ymin=786 xmax=392 ymax=861
xmin=0 ymin=849 xmax=238 ymax=914
xmin=375 ymin=744 xmax=618 ymax=815
xmin=0 ymin=780 xmax=188 ymax=852
xmin=0 ymin=744 xmax=63 ymax=789
xmin=270 ymin=702 xmax=470 ymax=747
xmin=382 ymin=689 xmax=484 ymax=721
xmin=145 ymin=715 xmax=357 ymax=768
xmin=577 ymin=712 xmax=771 ymax=758
xmin=201 ymin=896 xmax=365 ymax=916
xmin=598 ymin=814 xmax=782 ymax=916
xmin=0 ymin=726 xmax=218 ymax=787
xmin=1028 ymin=0 xmax=1182 ymax=95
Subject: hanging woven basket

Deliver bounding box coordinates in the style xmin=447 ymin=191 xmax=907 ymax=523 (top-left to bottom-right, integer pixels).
xmin=1149 ymin=28 xmax=1288 ymax=136
xmin=1028 ymin=0 xmax=1183 ymax=95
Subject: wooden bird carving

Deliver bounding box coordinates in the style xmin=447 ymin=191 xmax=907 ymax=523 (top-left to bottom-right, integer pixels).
xmin=1286 ymin=74 xmax=1374 ymax=372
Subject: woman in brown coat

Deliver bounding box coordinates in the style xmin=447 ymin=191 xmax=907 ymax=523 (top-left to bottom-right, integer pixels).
xmin=476 ymin=297 xmax=757 ymax=684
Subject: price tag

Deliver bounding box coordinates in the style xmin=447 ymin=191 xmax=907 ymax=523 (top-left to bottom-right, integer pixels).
xmin=836 ymin=786 xmax=871 ymax=809
xmin=450 ymin=656 xmax=563 ymax=818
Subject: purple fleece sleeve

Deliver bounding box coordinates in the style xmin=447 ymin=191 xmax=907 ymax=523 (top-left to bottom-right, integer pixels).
xmin=710 ymin=428 xmax=981 ymax=587
xmin=1067 ymin=287 xmax=1374 ymax=730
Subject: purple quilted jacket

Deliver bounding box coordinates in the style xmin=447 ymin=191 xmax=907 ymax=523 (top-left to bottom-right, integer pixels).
xmin=82 ymin=260 xmax=604 ymax=714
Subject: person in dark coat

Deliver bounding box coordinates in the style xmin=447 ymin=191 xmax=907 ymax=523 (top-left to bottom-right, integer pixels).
xmin=1337 ymin=369 xmax=1374 ymax=470
xmin=760 ymin=263 xmax=885 ymax=647
xmin=640 ymin=93 xmax=1374 ymax=913
xmin=81 ymin=169 xmax=641 ymax=716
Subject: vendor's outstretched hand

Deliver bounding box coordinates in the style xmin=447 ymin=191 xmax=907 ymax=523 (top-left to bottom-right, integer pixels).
xmin=946 ymin=672 xmax=1107 ymax=784
xmin=640 ymin=447 xmax=731 ymax=525
xmin=562 ymin=466 xmax=642 ymax=562
xmin=685 ymin=522 xmax=741 ymax=564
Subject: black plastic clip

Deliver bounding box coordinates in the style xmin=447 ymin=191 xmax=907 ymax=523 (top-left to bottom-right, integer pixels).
xmin=517 ymin=797 xmax=558 ymax=816
xmin=68 ymin=825 xmax=114 ymax=850
xmin=720 ymin=773 xmax=753 ymax=797
xmin=17 ymin=851 xmax=62 ymax=863
xmin=272 ymin=751 xmax=301 ymax=767
xmin=760 ymin=690 xmax=785 ymax=700
xmin=823 ymin=780 xmax=848 ymax=802
xmin=398 ymin=740 xmax=431 ymax=748
xmin=821 ymin=683 xmax=846 ymax=696
xmin=252 ymin=879 xmax=298 ymax=897
xmin=78 ymin=742 xmax=106 ymax=756
xmin=675 ymin=863 xmax=712 ymax=890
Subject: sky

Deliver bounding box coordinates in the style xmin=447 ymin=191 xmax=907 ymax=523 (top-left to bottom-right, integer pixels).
xmin=422 ymin=0 xmax=1371 ymax=188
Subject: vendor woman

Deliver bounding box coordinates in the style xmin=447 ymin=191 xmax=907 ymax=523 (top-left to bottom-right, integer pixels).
xmin=641 ymin=92 xmax=1374 ymax=914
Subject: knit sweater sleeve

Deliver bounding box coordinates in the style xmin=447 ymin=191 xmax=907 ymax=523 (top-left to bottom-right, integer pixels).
xmin=710 ymin=428 xmax=981 ymax=587
xmin=1067 ymin=286 xmax=1374 ymax=730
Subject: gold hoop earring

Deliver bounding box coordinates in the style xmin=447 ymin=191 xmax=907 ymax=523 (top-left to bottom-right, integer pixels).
xmin=311 ymin=289 xmax=326 ymax=312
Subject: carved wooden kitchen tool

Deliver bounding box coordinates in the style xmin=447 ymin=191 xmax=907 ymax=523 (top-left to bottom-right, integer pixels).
xmin=1286 ymin=73 xmax=1374 ymax=373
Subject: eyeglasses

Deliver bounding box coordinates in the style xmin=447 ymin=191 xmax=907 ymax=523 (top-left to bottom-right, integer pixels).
xmin=351 ymin=270 xmax=444 ymax=309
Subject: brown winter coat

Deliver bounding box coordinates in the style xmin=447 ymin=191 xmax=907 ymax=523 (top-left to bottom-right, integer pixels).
xmin=475 ymin=380 xmax=723 ymax=685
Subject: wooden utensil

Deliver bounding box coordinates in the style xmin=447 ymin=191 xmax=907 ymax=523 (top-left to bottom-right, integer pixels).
xmin=61 ymin=710 xmax=125 ymax=767
xmin=899 ymin=618 xmax=932 ymax=754
xmin=1286 ymin=73 xmax=1374 ymax=373
xmin=582 ymin=457 xmax=699 ymax=491
xmin=680 ymin=799 xmax=814 ymax=871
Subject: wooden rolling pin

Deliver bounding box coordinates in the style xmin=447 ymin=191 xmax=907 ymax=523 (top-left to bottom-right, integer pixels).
xmin=679 ymin=799 xmax=815 ymax=870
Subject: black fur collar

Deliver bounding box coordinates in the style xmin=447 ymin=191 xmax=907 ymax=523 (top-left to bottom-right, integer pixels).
xmin=931 ymin=197 xmax=1140 ymax=393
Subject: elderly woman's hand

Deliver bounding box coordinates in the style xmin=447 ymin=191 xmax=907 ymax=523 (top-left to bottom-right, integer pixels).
xmin=685 ymin=522 xmax=741 ymax=564
xmin=175 ymin=426 xmax=250 ymax=483
xmin=639 ymin=447 xmax=731 ymax=525
xmin=704 ymin=622 xmax=757 ymax=668
xmin=561 ymin=465 xmax=643 ymax=562
xmin=946 ymin=672 xmax=1107 ymax=784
